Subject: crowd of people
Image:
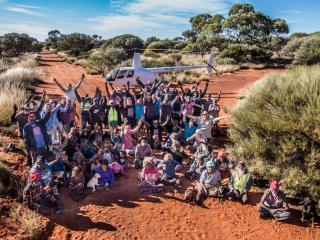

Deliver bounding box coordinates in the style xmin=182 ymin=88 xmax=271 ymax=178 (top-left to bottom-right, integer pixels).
xmin=10 ymin=74 xmax=292 ymax=221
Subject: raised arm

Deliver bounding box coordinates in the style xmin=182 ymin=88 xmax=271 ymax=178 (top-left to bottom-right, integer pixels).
xmin=36 ymin=90 xmax=46 ymax=114
xmin=178 ymin=81 xmax=185 ymax=95
xmin=136 ymin=78 xmax=145 ymax=91
xmin=217 ymin=90 xmax=222 ymax=102
xmin=74 ymin=89 xmax=82 ymax=103
xmin=200 ymin=80 xmax=209 ymax=98
xmin=105 ymin=82 xmax=111 ymax=99
xmin=74 ymin=73 xmax=85 ymax=90
xmin=53 ymin=78 xmax=67 ymax=92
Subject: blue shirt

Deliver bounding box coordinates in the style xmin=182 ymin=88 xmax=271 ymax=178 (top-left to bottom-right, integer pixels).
xmin=135 ymin=104 xmax=144 ymax=121
xmin=32 ymin=125 xmax=46 ymax=149
xmin=183 ymin=121 xmax=198 ymax=139
xmin=159 ymin=160 xmax=181 ymax=178
xmin=153 ymin=100 xmax=160 ymax=117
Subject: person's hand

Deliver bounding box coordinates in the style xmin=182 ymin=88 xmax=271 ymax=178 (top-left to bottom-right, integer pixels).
xmin=13 ymin=104 xmax=18 ymax=111
xmin=105 ymin=183 xmax=109 ymax=188
xmin=81 ymin=73 xmax=85 ymax=80
xmin=53 ymin=77 xmax=57 ymax=82
xmin=42 ymin=89 xmax=46 ymax=97
xmin=219 ymin=90 xmax=222 ymax=94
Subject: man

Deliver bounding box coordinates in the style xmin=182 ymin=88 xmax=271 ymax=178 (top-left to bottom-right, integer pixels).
xmin=89 ymin=98 xmax=104 ymax=130
xmin=23 ymin=111 xmax=51 ymax=166
xmin=187 ymin=111 xmax=228 ymax=140
xmin=196 ymin=160 xmax=221 ymax=204
xmin=53 ymin=74 xmax=85 ymax=104
xmin=11 ymin=90 xmax=46 ymax=137
xmin=228 ymin=163 xmax=252 ymax=204
xmin=134 ymin=137 xmax=152 ymax=169
xmin=258 ymin=181 xmax=291 ymax=221
xmin=158 ymin=153 xmax=182 ymax=186
xmin=23 ymin=172 xmax=57 ymax=215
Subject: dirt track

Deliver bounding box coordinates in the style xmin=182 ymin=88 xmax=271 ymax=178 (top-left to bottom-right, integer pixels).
xmin=35 ymin=50 xmax=318 ymax=240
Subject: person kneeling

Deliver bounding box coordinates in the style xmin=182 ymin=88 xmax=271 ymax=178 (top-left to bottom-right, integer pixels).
xmin=258 ymin=181 xmax=291 ymax=221
xmin=96 ymin=159 xmax=115 ymax=190
xmin=228 ymin=163 xmax=252 ymax=204
xmin=195 ymin=161 xmax=222 ymax=204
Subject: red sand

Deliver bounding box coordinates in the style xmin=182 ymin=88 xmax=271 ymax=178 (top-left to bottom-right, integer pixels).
xmin=3 ymin=51 xmax=318 ymax=240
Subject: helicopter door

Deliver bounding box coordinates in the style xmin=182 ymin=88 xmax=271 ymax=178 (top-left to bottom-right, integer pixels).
xmin=127 ymin=70 xmax=134 ymax=78
xmin=116 ymin=70 xmax=127 ymax=79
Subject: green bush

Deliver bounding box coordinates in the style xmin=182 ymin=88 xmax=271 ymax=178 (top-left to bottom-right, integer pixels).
xmin=281 ymin=37 xmax=305 ymax=59
xmin=220 ymin=43 xmax=272 ymax=63
xmin=228 ymin=65 xmax=320 ymax=199
xmin=294 ymin=36 xmax=320 ymax=65
xmin=215 ymin=56 xmax=236 ymax=65
xmin=0 ymin=161 xmax=10 ymax=194
xmin=143 ymin=51 xmax=160 ymax=58
xmin=57 ymin=33 xmax=95 ymax=56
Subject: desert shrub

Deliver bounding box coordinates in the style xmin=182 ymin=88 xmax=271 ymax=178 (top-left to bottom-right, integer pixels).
xmin=0 ymin=161 xmax=10 ymax=194
xmin=215 ymin=56 xmax=236 ymax=65
xmin=281 ymin=37 xmax=305 ymax=59
xmin=142 ymin=57 xmax=176 ymax=68
xmin=10 ymin=207 xmax=42 ymax=238
xmin=15 ymin=54 xmax=38 ymax=68
xmin=216 ymin=64 xmax=240 ymax=73
xmin=220 ymin=43 xmax=272 ymax=63
xmin=228 ymin=65 xmax=320 ymax=199
xmin=294 ymin=36 xmax=320 ymax=65
xmin=143 ymin=51 xmax=160 ymax=58
xmin=168 ymin=53 xmax=182 ymax=63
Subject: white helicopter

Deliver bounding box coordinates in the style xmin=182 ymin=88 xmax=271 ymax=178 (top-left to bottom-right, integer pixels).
xmin=106 ymin=52 xmax=216 ymax=86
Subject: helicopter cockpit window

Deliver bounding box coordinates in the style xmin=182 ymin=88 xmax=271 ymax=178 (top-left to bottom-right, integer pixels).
xmin=106 ymin=69 xmax=119 ymax=81
xmin=127 ymin=70 xmax=134 ymax=78
xmin=117 ymin=70 xmax=127 ymax=79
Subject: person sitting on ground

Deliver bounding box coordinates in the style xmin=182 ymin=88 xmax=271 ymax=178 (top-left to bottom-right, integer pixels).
xmin=53 ymin=74 xmax=85 ymax=104
xmin=186 ymin=129 xmax=207 ymax=153
xmin=69 ymin=166 xmax=85 ymax=201
xmin=158 ymin=153 xmax=182 ymax=186
xmin=96 ymin=159 xmax=115 ymax=189
xmin=195 ymin=160 xmax=222 ymax=204
xmin=228 ymin=162 xmax=252 ymax=204
xmin=23 ymin=172 xmax=58 ymax=215
xmin=140 ymin=157 xmax=163 ymax=193
xmin=110 ymin=158 xmax=125 ymax=177
xmin=134 ymin=137 xmax=152 ymax=169
xmin=258 ymin=181 xmax=291 ymax=221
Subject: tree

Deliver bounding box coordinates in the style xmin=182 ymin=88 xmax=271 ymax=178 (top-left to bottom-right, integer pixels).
xmin=46 ymin=30 xmax=61 ymax=49
xmin=87 ymin=48 xmax=127 ymax=76
xmin=228 ymin=65 xmax=320 ymax=200
xmin=56 ymin=33 xmax=95 ymax=56
xmin=144 ymin=36 xmax=160 ymax=48
xmin=0 ymin=33 xmax=34 ymax=56
xmin=102 ymin=34 xmax=144 ymax=57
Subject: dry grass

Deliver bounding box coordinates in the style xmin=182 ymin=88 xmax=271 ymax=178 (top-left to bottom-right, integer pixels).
xmin=0 ymin=81 xmax=30 ymax=126
xmin=0 ymin=66 xmax=42 ymax=88
xmin=74 ymin=58 xmax=88 ymax=67
xmin=10 ymin=206 xmax=42 ymax=239
xmin=66 ymin=56 xmax=78 ymax=64
xmin=216 ymin=64 xmax=240 ymax=73
xmin=15 ymin=54 xmax=39 ymax=68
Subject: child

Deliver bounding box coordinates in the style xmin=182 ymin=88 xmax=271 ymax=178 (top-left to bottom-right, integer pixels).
xmin=140 ymin=157 xmax=163 ymax=193
xmin=158 ymin=153 xmax=182 ymax=186
xmin=96 ymin=159 xmax=115 ymax=189
xmin=118 ymin=151 xmax=127 ymax=169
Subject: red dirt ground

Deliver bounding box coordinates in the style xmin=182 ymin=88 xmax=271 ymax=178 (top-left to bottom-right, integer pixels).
xmin=1 ymin=50 xmax=318 ymax=240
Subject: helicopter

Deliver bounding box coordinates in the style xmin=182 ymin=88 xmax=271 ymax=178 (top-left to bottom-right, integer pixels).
xmin=106 ymin=51 xmax=216 ymax=86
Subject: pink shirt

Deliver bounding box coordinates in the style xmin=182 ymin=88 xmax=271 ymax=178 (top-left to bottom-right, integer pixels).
xmin=110 ymin=162 xmax=124 ymax=174
xmin=141 ymin=166 xmax=159 ymax=184
xmin=122 ymin=130 xmax=134 ymax=150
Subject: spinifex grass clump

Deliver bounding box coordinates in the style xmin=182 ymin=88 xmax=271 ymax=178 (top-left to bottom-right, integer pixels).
xmin=228 ymin=65 xmax=320 ymax=199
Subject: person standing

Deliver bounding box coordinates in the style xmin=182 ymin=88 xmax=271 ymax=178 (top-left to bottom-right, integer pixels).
xmin=23 ymin=112 xmax=51 ymax=166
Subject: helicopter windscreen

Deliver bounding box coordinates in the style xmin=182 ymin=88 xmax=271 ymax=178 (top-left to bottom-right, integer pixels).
xmin=106 ymin=69 xmax=119 ymax=81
